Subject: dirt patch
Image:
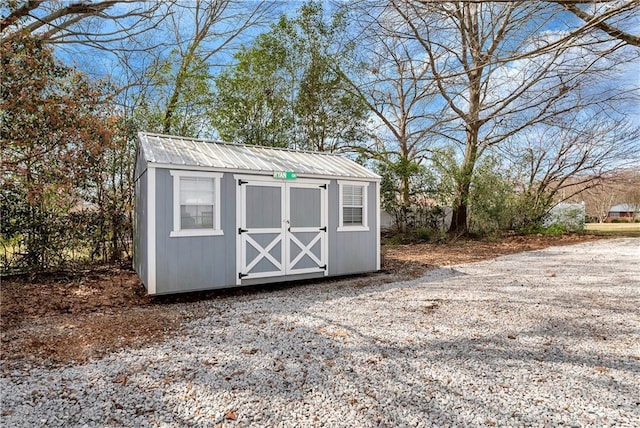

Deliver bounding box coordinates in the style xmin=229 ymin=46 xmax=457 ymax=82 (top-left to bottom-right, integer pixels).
xmin=382 ymin=233 xmax=609 ymax=268
xmin=2 ymin=309 xmax=182 ymax=367
xmin=0 ymin=233 xmax=608 ymax=368
xmin=1 ymin=267 xmax=182 ymax=368
xmin=2 ymin=267 xmax=153 ymax=328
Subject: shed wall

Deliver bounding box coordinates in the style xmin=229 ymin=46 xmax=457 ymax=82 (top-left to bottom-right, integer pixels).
xmin=327 ymin=180 xmax=378 ymax=275
xmin=143 ymin=168 xmax=379 ymax=294
xmin=153 ymin=169 xmax=237 ymax=294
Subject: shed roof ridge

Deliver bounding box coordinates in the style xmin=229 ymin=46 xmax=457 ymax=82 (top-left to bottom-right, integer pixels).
xmin=139 ymin=131 xmax=347 ymax=158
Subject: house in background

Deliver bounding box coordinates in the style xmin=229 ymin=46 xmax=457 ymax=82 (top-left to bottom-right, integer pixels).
xmin=134 ymin=132 xmax=381 ymax=295
xmin=606 ymin=204 xmax=640 ymax=222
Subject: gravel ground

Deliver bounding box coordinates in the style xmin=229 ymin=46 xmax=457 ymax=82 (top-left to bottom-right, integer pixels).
xmin=2 ymin=238 xmax=639 ymax=427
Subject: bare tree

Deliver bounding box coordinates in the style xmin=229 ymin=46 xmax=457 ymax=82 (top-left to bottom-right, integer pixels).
xmin=389 ymin=0 xmax=638 ymax=234
xmin=340 ymin=2 xmax=448 ymax=231
xmin=561 ymin=168 xmax=640 ymax=222
xmin=126 ymin=0 xmax=275 ymax=137
xmin=555 ymin=0 xmax=640 ymax=47
xmin=501 ymin=112 xmax=640 ymax=224
xmin=1 ymin=1 xmax=167 ymax=50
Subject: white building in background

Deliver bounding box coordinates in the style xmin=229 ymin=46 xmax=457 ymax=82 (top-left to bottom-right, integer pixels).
xmin=543 ymin=202 xmax=586 ymax=231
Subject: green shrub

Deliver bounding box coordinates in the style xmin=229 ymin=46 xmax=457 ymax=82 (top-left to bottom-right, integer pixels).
xmin=520 ymin=223 xmax=566 ymax=236
xmin=416 ymin=227 xmax=431 ymax=241
xmin=543 ymin=223 xmax=566 ymax=236
xmin=383 ymin=234 xmax=406 ymax=245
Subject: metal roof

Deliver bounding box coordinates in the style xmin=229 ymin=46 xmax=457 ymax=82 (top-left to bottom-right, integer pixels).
xmin=138 ymin=133 xmax=380 ymax=180
xmin=609 ymin=204 xmax=639 ymax=212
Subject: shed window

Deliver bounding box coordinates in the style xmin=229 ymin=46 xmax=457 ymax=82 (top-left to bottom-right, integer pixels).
xmin=180 ymin=178 xmax=214 ymax=229
xmin=170 ymin=171 xmax=223 ymax=237
xmin=338 ymin=181 xmax=369 ymax=232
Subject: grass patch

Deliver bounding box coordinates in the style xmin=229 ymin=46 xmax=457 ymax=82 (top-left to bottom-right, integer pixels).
xmin=584 ymin=223 xmax=640 ymax=234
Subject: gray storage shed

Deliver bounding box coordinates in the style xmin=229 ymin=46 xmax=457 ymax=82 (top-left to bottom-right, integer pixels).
xmin=134 ymin=132 xmax=381 ymax=295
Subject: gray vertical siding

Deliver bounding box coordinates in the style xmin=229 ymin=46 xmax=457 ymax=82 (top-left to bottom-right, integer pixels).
xmin=136 ymin=167 xmax=379 ymax=294
xmin=153 ymin=169 xmax=237 ymax=294
xmin=328 ymin=180 xmax=378 ymax=276
xmin=245 ymin=185 xmax=282 ymax=228
xmin=290 ymin=187 xmax=321 ymax=227
xmin=133 ymin=168 xmax=148 ymax=287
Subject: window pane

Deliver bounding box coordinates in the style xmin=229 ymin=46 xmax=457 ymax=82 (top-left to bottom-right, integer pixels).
xmin=343 ymin=185 xmax=363 ymax=206
xmin=180 ymin=177 xmax=214 ymax=204
xmin=343 ymin=207 xmax=363 ymax=225
xmin=181 ymin=204 xmax=214 ymax=229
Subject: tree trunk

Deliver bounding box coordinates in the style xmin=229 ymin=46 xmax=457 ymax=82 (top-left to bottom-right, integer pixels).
xmin=163 ymin=48 xmax=196 ymax=134
xmin=448 ymin=128 xmax=479 ymax=235
xmin=449 ymin=198 xmax=468 ymax=235
xmin=398 ymin=170 xmax=411 ymax=233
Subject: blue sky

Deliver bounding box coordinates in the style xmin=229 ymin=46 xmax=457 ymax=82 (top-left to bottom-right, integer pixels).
xmin=17 ymin=0 xmax=637 ymax=155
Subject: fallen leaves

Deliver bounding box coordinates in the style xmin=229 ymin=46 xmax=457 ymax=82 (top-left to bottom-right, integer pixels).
xmin=224 ymin=370 xmax=246 ymax=381
xmin=315 ymin=327 xmax=349 ymax=338
xmin=1 ymin=307 xmax=182 ymax=368
xmin=113 ymin=374 xmax=128 ymax=386
xmin=383 ymin=233 xmax=608 ymax=268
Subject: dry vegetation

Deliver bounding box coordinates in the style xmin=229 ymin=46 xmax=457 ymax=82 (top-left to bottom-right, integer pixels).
xmin=1 ymin=233 xmax=609 ymax=369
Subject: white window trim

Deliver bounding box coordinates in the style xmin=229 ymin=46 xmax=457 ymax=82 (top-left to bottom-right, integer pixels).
xmin=337 ymin=180 xmax=369 ymax=232
xmin=169 ymin=170 xmax=223 ymax=237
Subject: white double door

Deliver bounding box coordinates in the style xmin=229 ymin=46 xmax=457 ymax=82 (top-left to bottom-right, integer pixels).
xmin=237 ymin=177 xmax=328 ymax=282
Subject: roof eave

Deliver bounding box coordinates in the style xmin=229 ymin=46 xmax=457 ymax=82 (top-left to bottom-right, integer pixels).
xmin=145 ymin=161 xmax=382 ymax=181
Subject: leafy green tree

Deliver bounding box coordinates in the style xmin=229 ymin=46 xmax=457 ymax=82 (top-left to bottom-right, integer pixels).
xmin=133 ymin=50 xmax=214 ymax=137
xmin=212 ymin=33 xmax=293 ymax=147
xmin=466 ymin=157 xmax=524 ymax=235
xmin=211 ymin=1 xmax=368 ymax=151
xmin=290 ymin=2 xmax=368 ymax=152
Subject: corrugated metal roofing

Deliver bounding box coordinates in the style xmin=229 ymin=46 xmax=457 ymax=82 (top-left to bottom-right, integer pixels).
xmin=138 ymin=132 xmax=380 ymax=180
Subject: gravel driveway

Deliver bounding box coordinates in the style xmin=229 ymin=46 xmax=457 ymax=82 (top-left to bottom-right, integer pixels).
xmin=2 ymin=238 xmax=639 ymax=427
